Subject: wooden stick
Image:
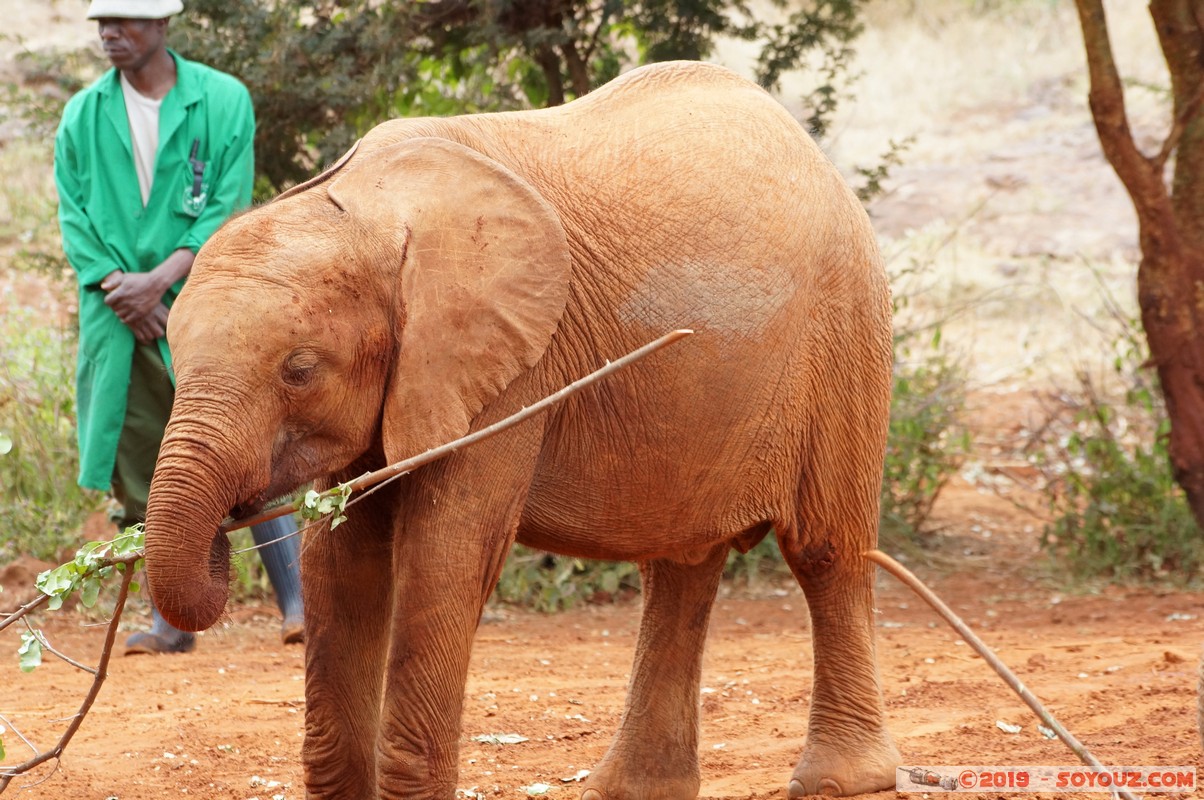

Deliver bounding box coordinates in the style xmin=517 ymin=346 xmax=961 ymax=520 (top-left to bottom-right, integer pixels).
xmin=867 ymin=549 xmax=1138 ymax=800
xmin=223 ymin=328 xmax=694 ymax=534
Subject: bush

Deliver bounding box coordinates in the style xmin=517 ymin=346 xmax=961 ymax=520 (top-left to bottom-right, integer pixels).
xmin=0 ymin=308 xmax=102 ymax=564
xmin=880 ymin=326 xmax=970 ymax=547
xmin=1033 ymin=325 xmax=1203 ymax=584
xmin=493 ymin=546 xmax=640 ymax=612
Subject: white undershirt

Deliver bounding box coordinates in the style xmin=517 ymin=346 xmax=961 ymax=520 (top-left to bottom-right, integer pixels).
xmin=120 ymin=73 xmax=162 ymax=207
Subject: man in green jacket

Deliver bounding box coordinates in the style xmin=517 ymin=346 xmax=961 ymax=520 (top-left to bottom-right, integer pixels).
xmin=55 ymin=0 xmax=304 ymax=654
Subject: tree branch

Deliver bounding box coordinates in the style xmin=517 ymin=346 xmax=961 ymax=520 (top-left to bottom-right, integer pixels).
xmin=0 ymin=565 xmax=136 ymax=794
xmin=1073 ymin=0 xmax=1169 ymax=219
xmin=20 ymin=620 xmax=96 ymax=676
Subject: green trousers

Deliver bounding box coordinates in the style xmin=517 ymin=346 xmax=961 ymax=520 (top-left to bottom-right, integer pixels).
xmin=110 ymin=342 xmax=173 ymax=528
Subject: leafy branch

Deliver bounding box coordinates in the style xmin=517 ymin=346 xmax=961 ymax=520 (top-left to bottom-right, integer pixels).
xmin=0 ymin=530 xmax=141 ymax=793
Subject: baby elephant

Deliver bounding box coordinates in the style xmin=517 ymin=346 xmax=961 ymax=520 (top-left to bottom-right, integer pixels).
xmin=143 ymin=60 xmax=900 ymax=799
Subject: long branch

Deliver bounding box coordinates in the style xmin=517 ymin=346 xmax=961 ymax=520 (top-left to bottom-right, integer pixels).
xmin=867 ymin=549 xmax=1138 ymax=800
xmin=225 ymin=329 xmax=694 ymax=535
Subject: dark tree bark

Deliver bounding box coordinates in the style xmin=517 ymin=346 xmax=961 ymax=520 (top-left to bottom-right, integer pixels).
xmin=1074 ymin=0 xmax=1204 ymax=530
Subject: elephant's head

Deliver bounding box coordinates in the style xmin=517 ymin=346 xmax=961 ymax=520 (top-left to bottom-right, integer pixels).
xmin=144 ymin=137 xmax=572 ymax=631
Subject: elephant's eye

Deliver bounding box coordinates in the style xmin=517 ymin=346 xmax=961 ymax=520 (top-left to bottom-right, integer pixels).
xmin=281 ymin=351 xmax=318 ymax=387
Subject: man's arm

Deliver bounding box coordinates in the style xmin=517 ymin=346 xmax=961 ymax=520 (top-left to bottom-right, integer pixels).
xmin=54 ymin=117 xmax=123 ymax=289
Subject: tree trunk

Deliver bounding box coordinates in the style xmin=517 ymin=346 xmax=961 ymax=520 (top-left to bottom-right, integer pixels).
xmin=1075 ymin=0 xmax=1204 ymax=530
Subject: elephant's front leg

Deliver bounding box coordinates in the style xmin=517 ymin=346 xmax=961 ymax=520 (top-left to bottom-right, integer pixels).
xmin=375 ymin=441 xmax=537 ymax=800
xmin=302 ymin=474 xmax=398 ymax=799
xmin=582 ymin=545 xmax=729 ymax=800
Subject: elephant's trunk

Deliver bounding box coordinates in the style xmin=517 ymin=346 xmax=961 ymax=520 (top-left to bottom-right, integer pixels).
xmin=143 ymin=437 xmax=241 ymax=632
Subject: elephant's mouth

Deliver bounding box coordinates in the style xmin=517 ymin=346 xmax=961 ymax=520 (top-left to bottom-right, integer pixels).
xmin=229 ymin=491 xmax=273 ymax=523
xmin=229 ymin=490 xmax=299 ymax=527
xmin=228 ymin=501 xmax=261 ymax=522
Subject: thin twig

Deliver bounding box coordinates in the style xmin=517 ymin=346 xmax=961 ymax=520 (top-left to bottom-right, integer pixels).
xmin=227 ymin=328 xmax=694 ymax=544
xmin=19 ymin=619 xmax=96 ymax=676
xmin=0 ymin=712 xmax=36 ymax=759
xmin=867 ymin=549 xmax=1139 ymax=800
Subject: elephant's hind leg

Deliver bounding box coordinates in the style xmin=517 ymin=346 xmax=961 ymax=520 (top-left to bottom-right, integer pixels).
xmin=581 ymin=545 xmax=728 ymax=800
xmin=777 ymin=517 xmax=900 ymax=796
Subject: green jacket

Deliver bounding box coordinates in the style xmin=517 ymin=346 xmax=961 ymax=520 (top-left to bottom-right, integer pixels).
xmin=55 ymin=51 xmax=255 ymax=490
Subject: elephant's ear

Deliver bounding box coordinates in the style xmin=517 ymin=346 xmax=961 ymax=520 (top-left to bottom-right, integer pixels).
xmin=327 ymin=137 xmax=571 ymax=462
xmin=273 ymin=140 xmax=361 ymax=202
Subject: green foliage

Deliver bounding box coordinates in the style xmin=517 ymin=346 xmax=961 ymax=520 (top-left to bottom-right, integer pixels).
xmin=0 ymin=309 xmax=103 ymax=564
xmin=17 ymin=630 xmax=42 ymax=673
xmin=493 ymin=545 xmax=640 ymax=612
xmin=756 ymin=0 xmax=863 ymax=137
xmin=221 ymin=528 xmax=275 ymax=601
xmin=298 ymin=485 xmax=351 ymax=529
xmin=35 ymin=526 xmax=144 ymax=611
xmin=1034 ymin=328 xmax=1203 ymax=584
xmin=881 ymin=324 xmax=970 ymax=546
xmin=0 ymin=43 xmax=100 ymax=138
xmin=167 ymin=0 xmax=868 ymax=192
xmin=170 ymin=0 xmax=420 ymax=194
xmin=723 ymin=535 xmax=790 ymax=586
xmin=855 ymin=135 xmax=915 ymax=204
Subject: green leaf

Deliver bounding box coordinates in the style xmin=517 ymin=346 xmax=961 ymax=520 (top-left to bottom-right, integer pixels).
xmin=18 ymin=631 xmax=43 ymax=672
xmin=0 ymin=432 xmax=12 ymax=455
xmin=37 ymin=564 xmax=78 ymax=598
xmin=80 ymin=576 xmax=101 ymax=608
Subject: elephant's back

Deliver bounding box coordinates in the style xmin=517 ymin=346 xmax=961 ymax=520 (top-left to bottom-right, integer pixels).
xmin=504 ymin=66 xmax=892 ymax=559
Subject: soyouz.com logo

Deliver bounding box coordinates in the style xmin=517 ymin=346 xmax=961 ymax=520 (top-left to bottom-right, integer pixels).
xmin=897 ymin=766 xmax=1196 ymax=793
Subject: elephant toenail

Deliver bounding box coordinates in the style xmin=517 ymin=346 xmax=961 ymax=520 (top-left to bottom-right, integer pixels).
xmin=818 ymin=778 xmax=843 ymax=796
xmin=581 ymin=789 xmax=603 ymax=800
xmin=789 ymin=777 xmax=844 ymax=797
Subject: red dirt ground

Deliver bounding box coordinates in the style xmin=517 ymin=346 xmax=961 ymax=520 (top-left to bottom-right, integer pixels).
xmin=1 ymin=392 xmax=1201 ymax=800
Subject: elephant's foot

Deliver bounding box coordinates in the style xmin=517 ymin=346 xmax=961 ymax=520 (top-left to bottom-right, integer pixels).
xmin=787 ymin=729 xmax=900 ymax=797
xmin=579 ymin=754 xmax=699 ymax=800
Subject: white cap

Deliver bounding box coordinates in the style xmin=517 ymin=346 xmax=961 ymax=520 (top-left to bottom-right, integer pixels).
xmin=86 ymin=0 xmax=183 ymax=19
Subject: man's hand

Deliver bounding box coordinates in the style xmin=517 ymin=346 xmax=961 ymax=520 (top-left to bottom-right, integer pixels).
xmin=102 ymin=271 xmax=167 ymax=324
xmin=127 ymin=302 xmax=170 ymax=344
xmin=101 ymin=249 xmax=195 ymax=324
